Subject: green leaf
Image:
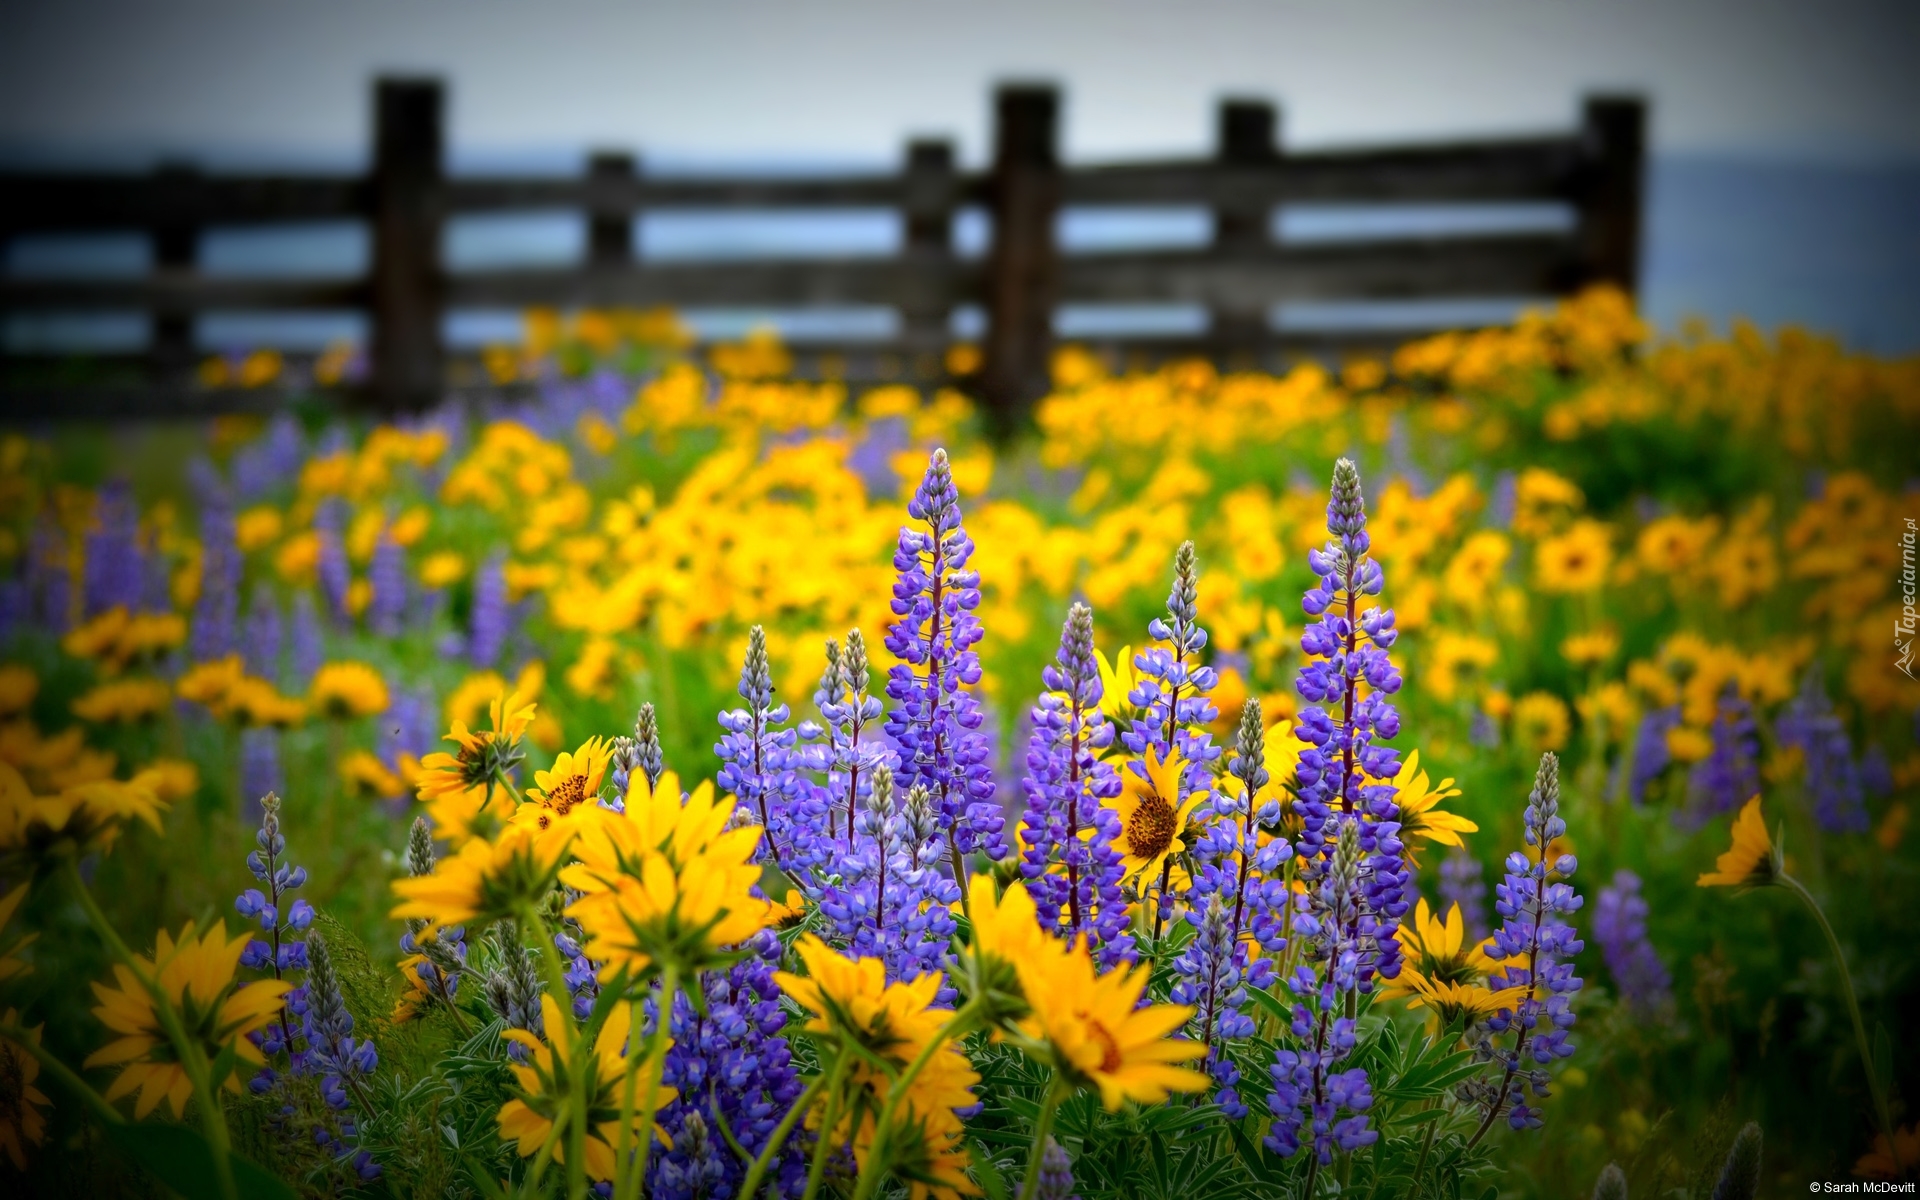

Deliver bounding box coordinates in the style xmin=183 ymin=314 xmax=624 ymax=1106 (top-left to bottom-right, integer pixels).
xmin=1245 ymin=985 xmax=1291 ymax=1026
xmin=104 ymin=1122 xmax=296 ymax=1200
xmin=970 ymin=1136 xmax=1014 ymax=1200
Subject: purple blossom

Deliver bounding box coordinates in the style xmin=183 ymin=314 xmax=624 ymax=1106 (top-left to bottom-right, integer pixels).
xmin=816 ymin=764 xmax=959 ymax=989
xmin=1626 ymin=706 xmax=1680 ymax=804
xmin=314 ymin=500 xmax=351 ymax=627
xmin=1121 ymin=541 xmax=1221 ymax=787
xmin=190 ymin=493 xmax=239 ymax=661
xmin=1469 ymin=753 xmax=1584 ymax=1134
xmin=243 ymin=588 xmax=283 ymax=681
xmin=1680 ymin=686 xmax=1759 ymax=829
xmin=1438 ymin=849 xmax=1490 ymax=941
xmin=84 ymin=480 xmax=145 ymax=617
xmin=1018 ymin=604 xmax=1131 ymax=964
xmin=883 ymin=448 xmax=1005 ymax=877
xmin=289 ymin=591 xmax=324 ymax=688
xmin=240 ymin=728 xmax=282 ymax=821
xmin=232 ymin=414 xmax=305 ymax=503
xmin=1036 ymin=1138 xmax=1080 ymax=1200
xmin=716 ymin=624 xmax=817 ymax=875
xmin=367 ymin=532 xmax=406 ymax=638
xmin=27 ymin=514 xmax=72 ymax=635
xmin=1775 ymin=666 xmax=1869 ymax=834
xmin=468 ymin=552 xmax=510 ymax=670
xmin=1593 ymin=869 xmax=1671 ymax=1017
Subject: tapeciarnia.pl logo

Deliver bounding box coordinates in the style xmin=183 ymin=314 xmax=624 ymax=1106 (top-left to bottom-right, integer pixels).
xmin=1899 ymin=517 xmax=1917 ymax=680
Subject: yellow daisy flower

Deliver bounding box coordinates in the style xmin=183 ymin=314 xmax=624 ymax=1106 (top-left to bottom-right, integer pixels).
xmin=1697 ymin=795 xmax=1778 ymax=888
xmin=1379 ymin=899 xmax=1516 ymax=1030
xmin=496 ymin=994 xmax=674 ymax=1182
xmin=309 ymin=661 xmax=390 ymax=719
xmin=1534 ymin=520 xmax=1613 ymax=594
xmin=0 ymin=1009 xmax=50 ymax=1169
xmin=514 ymin=736 xmax=613 ymax=837
xmin=71 ymin=678 xmax=173 ymax=724
xmin=390 ymin=825 xmax=571 ymax=939
xmin=1388 ymin=750 xmax=1477 ymax=865
xmin=340 ymin=750 xmax=405 ymax=800
xmin=228 ymin=677 xmax=309 ymax=728
xmin=83 ymin=920 xmax=292 ymax=1119
xmin=176 ymin=655 xmax=247 ymax=717
xmin=1012 ymin=943 xmax=1208 ymax=1110
xmin=416 ymin=689 xmax=536 ymax=844
xmin=1106 ymin=747 xmax=1208 ymax=884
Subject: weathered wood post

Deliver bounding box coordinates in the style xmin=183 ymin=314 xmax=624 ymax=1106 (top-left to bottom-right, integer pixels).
xmin=1577 ymin=95 xmax=1646 ymax=297
xmin=587 ymin=151 xmax=637 ymax=267
xmin=901 ymin=138 xmax=957 ymax=368
xmin=370 ymin=78 xmax=444 ymax=410
xmin=1212 ymin=98 xmax=1280 ymax=358
xmin=150 ymin=162 xmax=201 ymax=380
xmin=980 ymin=84 xmax=1060 ymax=438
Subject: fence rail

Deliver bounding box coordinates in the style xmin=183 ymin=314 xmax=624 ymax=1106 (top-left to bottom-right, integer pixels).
xmin=0 ymin=78 xmax=1644 ymax=426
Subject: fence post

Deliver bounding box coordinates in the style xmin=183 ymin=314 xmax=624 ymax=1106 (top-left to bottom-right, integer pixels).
xmin=901 ymin=139 xmax=956 ymax=366
xmin=150 ymin=161 xmax=200 ymax=380
xmin=1213 ymin=98 xmax=1280 ymax=358
xmin=1577 ymin=95 xmax=1646 ymax=297
xmin=370 ymin=78 xmax=444 ymax=410
xmin=981 ymin=84 xmax=1059 ymax=437
xmin=587 ymin=151 xmax=636 ymax=268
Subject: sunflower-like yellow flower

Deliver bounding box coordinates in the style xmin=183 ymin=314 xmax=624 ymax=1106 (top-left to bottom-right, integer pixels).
xmin=416 ymin=689 xmax=536 ymax=844
xmin=83 ymin=920 xmax=292 ymax=1118
xmin=496 ymin=994 xmax=674 ymax=1182
xmin=0 ymin=665 xmax=37 ymax=717
xmin=562 ymin=780 xmax=769 ymax=980
xmin=175 ymin=655 xmax=247 ymax=717
xmin=1534 ymin=519 xmax=1613 ymax=594
xmin=0 ymin=1009 xmax=50 ymax=1169
xmin=1388 ymin=750 xmax=1477 ymax=865
xmin=71 ymin=678 xmax=173 ymax=724
xmin=309 ymin=661 xmax=391 ymax=719
xmin=128 ymin=758 xmax=200 ymax=804
xmin=1011 ymin=942 xmax=1207 ymax=1110
xmin=390 ymin=824 xmax=570 ymax=939
xmin=1697 ymin=795 xmax=1778 ymax=888
xmin=1093 ymin=646 xmax=1140 ymax=726
xmin=957 ymin=875 xmax=1053 ymax=1024
xmin=513 ymin=736 xmax=612 ymax=838
xmin=228 ymin=676 xmax=309 ymax=728
xmin=1379 ymin=899 xmax=1519 ymax=1030
xmin=1107 ymin=747 xmax=1208 ymax=884
xmin=340 ymin=750 xmax=405 ymax=800
xmin=0 ymin=882 xmax=36 ymax=982
xmin=850 ymin=1110 xmax=983 ymax=1200
xmin=0 ymin=763 xmax=168 ymax=863
xmin=774 ymin=935 xmax=979 ymax=1132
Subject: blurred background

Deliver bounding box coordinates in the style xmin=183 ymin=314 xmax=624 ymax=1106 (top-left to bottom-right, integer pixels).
xmin=3 ymin=0 xmax=1918 ymax=359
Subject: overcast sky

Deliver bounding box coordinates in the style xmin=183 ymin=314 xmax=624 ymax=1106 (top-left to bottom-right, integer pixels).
xmin=1 ymin=0 xmax=1915 ymax=168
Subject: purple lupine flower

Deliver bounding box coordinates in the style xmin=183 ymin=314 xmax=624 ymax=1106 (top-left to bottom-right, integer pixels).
xmin=1775 ymin=666 xmax=1870 ymax=834
xmin=1467 ymin=752 xmax=1584 ymax=1134
xmin=816 ymin=764 xmax=959 ymax=989
xmin=1177 ymin=698 xmax=1293 ymax=1115
xmin=884 ymin=448 xmax=1004 ymax=877
xmin=314 ymin=499 xmax=351 ymax=627
xmin=27 ymin=514 xmax=72 ymax=635
xmin=717 ymin=624 xmax=818 ymax=875
xmin=468 ymin=552 xmax=509 ymax=670
xmin=1626 ymin=705 xmax=1680 ymax=804
xmin=1122 ymin=541 xmax=1221 ymax=788
xmin=1266 ymin=824 xmax=1378 ymax=1164
xmin=240 ymin=727 xmax=283 ymax=822
xmin=807 ymin=629 xmax=895 ymax=855
xmin=1019 ymin=604 xmax=1131 ymax=963
xmin=232 ymin=414 xmax=305 ymax=503
xmin=1292 ymin=459 xmax=1409 ymax=987
xmin=1469 ymin=708 xmax=1501 ymax=750
xmin=190 ymin=491 xmax=240 ymax=661
xmin=1036 ymin=1137 xmax=1080 ymax=1200
xmin=0 ymin=578 xmax=29 ymax=642
xmin=482 ymin=920 xmax=545 ymax=1044
xmin=300 ymin=932 xmax=381 ymax=1176
xmin=84 ymin=480 xmax=145 ymax=617
xmin=1438 ymin=849 xmax=1490 ymax=941
xmin=236 ymin=791 xmax=311 ymax=1118
xmin=651 ymin=930 xmax=807 ymax=1200
xmin=1487 ymin=470 xmax=1516 ymax=530
xmin=611 ymin=702 xmax=668 ymax=800
xmin=1680 ymin=686 xmax=1758 ymax=829
xmin=1863 ymin=745 xmax=1894 ymax=798
xmin=243 ymin=588 xmax=282 ymax=681
xmin=366 ymin=532 xmax=406 ymax=639
xmin=1592 ymin=869 xmax=1670 ymax=1017
xmin=289 ymin=591 xmax=324 ymax=688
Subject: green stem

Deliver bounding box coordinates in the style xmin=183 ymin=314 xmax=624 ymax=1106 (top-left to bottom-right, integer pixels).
xmin=1017 ymin=1074 xmax=1069 ymax=1200
xmin=739 ymin=1053 xmax=838 ymax=1200
xmin=521 ymin=905 xmax=587 ymax=1200
xmin=64 ymin=860 xmax=240 ymax=1200
xmin=1408 ymin=1111 xmax=1437 ymax=1198
xmin=0 ymin=1019 xmax=126 ymax=1128
xmin=1780 ymin=874 xmax=1899 ymax=1168
xmin=616 ymin=964 xmax=679 ymax=1200
xmin=801 ymin=1052 xmax=853 ymax=1200
xmin=850 ymin=1000 xmax=983 ymax=1200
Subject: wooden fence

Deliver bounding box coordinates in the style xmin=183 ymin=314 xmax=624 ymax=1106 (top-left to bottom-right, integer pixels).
xmin=0 ymin=78 xmax=1644 ymax=425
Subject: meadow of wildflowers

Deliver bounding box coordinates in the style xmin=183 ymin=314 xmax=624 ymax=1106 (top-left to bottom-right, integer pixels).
xmin=0 ymin=287 xmax=1916 ymax=1198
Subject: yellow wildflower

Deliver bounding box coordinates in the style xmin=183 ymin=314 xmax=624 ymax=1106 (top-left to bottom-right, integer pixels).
xmin=71 ymin=678 xmax=172 ymax=724
xmin=1012 ymin=943 xmax=1208 ymax=1110
xmin=496 ymin=995 xmax=674 ymax=1182
xmin=1697 ymin=795 xmax=1777 ymax=888
xmin=84 ymin=921 xmax=292 ymax=1118
xmin=1388 ymin=750 xmax=1476 ymax=864
xmin=1534 ymin=520 xmax=1612 ymax=593
xmin=0 ymin=667 xmax=37 ymax=717
xmin=1107 ymin=748 xmax=1208 ymax=884
xmin=1512 ymin=692 xmax=1571 ymax=754
xmin=310 ymin=661 xmax=389 ymax=719
xmin=390 ymin=824 xmax=570 ymax=938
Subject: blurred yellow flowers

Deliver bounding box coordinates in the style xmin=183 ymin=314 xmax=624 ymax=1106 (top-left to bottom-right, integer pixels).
xmin=309 ymin=661 xmax=391 ymax=719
